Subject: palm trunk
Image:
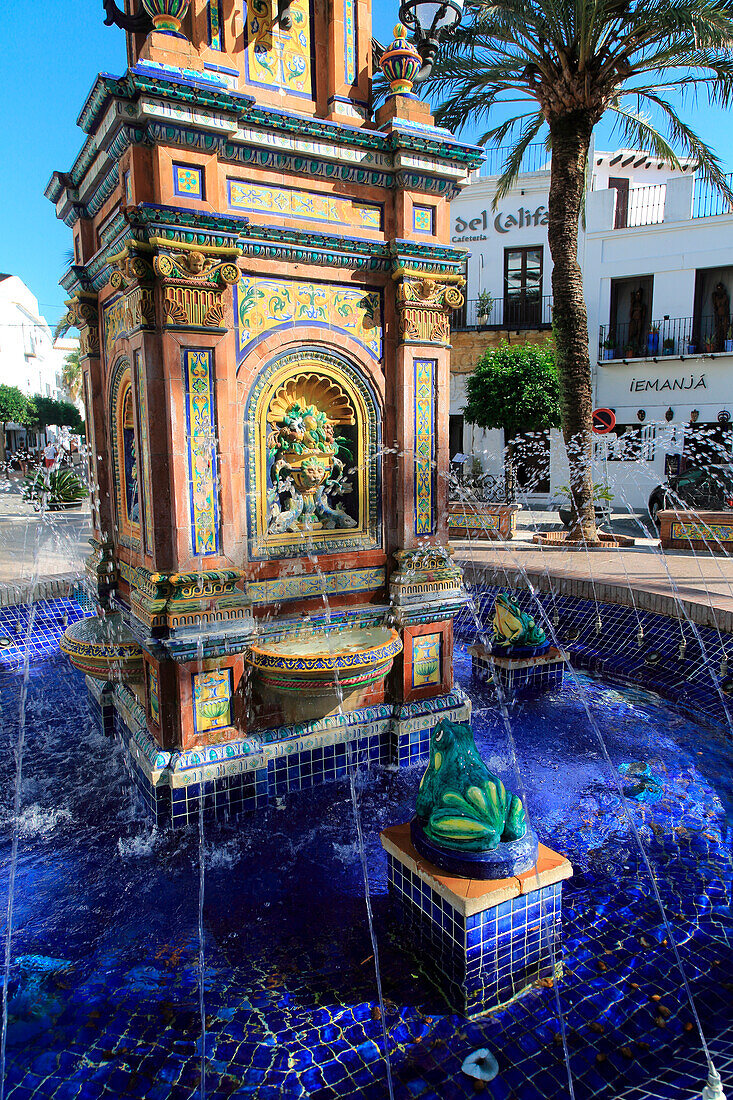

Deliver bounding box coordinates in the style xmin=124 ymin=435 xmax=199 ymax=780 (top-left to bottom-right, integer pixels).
xmin=547 ymin=111 xmax=598 ymax=543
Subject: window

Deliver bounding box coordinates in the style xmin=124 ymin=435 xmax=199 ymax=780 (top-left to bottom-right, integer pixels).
xmin=504 ymin=247 xmax=542 ymax=327
xmin=609 ymin=275 xmax=653 ymax=356
xmin=693 ymin=267 xmax=733 ymax=352
xmin=449 ymin=415 xmax=464 ymax=461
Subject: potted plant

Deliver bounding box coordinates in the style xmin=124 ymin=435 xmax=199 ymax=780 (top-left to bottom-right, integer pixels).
xmin=476 ymin=289 xmax=495 ymax=326
xmin=623 ymin=343 xmax=635 ymax=358
xmin=647 ymin=325 xmax=660 ymax=354
xmin=687 ymin=341 xmax=697 ymax=354
xmin=704 ymin=336 xmax=716 ymax=353
xmin=22 ymin=466 xmax=86 ymax=511
xmin=602 ymin=335 xmax=616 ymax=360
xmin=556 ymin=482 xmax=614 ymax=529
xmin=662 ymin=336 xmax=675 ymax=356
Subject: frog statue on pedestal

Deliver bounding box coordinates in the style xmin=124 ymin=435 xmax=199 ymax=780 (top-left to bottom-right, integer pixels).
xmin=492 ymin=592 xmax=547 ymax=652
xmin=411 ymin=718 xmax=538 ymax=878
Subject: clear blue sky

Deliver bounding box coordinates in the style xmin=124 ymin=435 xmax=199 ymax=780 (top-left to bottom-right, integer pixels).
xmin=0 ymin=0 xmax=730 ymax=331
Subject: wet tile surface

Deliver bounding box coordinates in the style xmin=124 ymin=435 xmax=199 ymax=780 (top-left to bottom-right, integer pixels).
xmin=0 ymin=598 xmax=731 ymax=1097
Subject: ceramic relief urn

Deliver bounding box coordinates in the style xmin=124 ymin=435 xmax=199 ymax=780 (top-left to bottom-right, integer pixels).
xmin=141 ymin=0 xmax=190 ymax=32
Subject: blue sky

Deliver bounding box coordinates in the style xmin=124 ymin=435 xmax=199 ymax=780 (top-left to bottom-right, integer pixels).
xmin=0 ymin=0 xmax=730 ymax=330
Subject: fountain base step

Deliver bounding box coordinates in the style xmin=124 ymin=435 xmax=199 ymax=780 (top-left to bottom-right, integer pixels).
xmin=87 ymin=679 xmax=470 ymax=826
xmin=381 ymin=822 xmax=572 ymax=1018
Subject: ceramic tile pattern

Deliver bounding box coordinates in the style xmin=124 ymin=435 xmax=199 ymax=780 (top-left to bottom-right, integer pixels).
xmin=243 ymin=0 xmax=313 ymax=99
xmin=227 ymin=180 xmax=382 ymax=231
xmin=388 ymin=855 xmax=562 ymax=1015
xmin=414 ymin=358 xmax=436 ymax=536
xmin=235 ymin=276 xmax=383 ymax=364
xmin=208 ymin=0 xmax=222 ymax=49
xmin=173 ymin=163 xmax=204 ymax=199
xmin=412 ymin=632 xmax=442 ymax=688
xmin=413 ymin=205 xmax=435 ymax=234
xmin=343 ymin=0 xmax=356 ymax=84
xmin=1 ymin=610 xmax=731 ymax=1100
xmin=183 ymin=348 xmax=220 ymax=555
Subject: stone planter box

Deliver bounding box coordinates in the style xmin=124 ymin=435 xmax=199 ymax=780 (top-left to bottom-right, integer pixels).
xmin=658 ymin=510 xmax=733 ymax=552
xmin=448 ymin=502 xmax=520 ymax=540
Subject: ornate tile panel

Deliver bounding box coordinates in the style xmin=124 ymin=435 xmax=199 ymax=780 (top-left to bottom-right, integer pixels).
xmin=183 ymin=349 xmax=220 ymax=556
xmin=344 ymin=0 xmax=356 ymax=85
xmin=413 ymin=204 xmax=435 ymax=235
xmin=208 ymin=0 xmax=223 ymax=49
xmin=148 ymin=664 xmax=160 ymax=726
xmin=671 ymin=521 xmax=733 ymax=541
xmin=133 ymin=350 xmax=154 ymax=555
xmin=412 ymin=632 xmax=442 ymax=687
xmin=414 ymin=358 xmax=436 ymax=536
xmin=227 ymin=179 xmax=382 ymax=231
xmin=243 ymin=0 xmax=313 ymax=100
xmin=243 ymin=346 xmax=381 ymax=561
xmin=247 ymin=566 xmax=386 ymax=603
xmin=235 ymin=276 xmax=382 ymax=364
xmin=173 ymin=163 xmax=204 ymax=199
xmin=193 ymin=668 xmax=233 ymax=734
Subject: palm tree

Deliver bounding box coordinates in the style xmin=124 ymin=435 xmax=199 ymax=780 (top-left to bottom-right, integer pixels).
xmin=426 ymin=0 xmax=733 ymax=540
xmin=61 ymin=348 xmax=83 ymax=405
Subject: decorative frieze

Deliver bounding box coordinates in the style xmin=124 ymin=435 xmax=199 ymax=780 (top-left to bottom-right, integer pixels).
xmin=130 ymin=567 xmax=254 ymax=636
xmin=153 ymin=248 xmax=240 ymax=329
xmin=390 ymin=547 xmax=466 ymax=626
xmin=64 ymin=294 xmax=100 ymax=358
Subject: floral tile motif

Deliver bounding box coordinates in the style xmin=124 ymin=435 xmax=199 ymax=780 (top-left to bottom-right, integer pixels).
xmin=183 ymin=349 xmax=220 ymax=556
xmin=102 ymin=296 xmax=128 ymax=362
xmin=412 ymin=632 xmax=442 ymax=687
xmin=235 ymin=277 xmax=382 ymax=363
xmin=414 ymin=358 xmax=436 ymax=536
xmin=173 ymin=163 xmax=204 ymax=199
xmin=671 ymin=521 xmax=733 ymax=542
xmin=227 ymin=180 xmax=382 ymax=231
xmin=244 ymin=0 xmax=313 ymax=99
xmin=193 ymin=668 xmax=232 ymax=734
xmin=413 ymin=205 xmax=435 ymax=235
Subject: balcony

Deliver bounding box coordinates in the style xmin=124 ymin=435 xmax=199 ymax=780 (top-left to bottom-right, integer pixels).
xmin=598 ymin=315 xmax=733 ymax=361
xmin=454 ymin=295 xmax=553 ymax=331
xmin=479 ymin=143 xmax=550 ymax=178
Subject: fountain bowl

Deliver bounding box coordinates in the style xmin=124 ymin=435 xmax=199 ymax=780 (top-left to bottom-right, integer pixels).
xmin=247 ymin=625 xmax=402 ymax=723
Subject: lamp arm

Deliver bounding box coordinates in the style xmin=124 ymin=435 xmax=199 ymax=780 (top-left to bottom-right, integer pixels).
xmin=102 ymin=0 xmax=153 ymax=32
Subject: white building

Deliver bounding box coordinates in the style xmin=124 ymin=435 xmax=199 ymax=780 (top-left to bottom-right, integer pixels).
xmin=0 ymin=275 xmax=79 ymax=449
xmin=449 ymin=145 xmax=731 ymax=511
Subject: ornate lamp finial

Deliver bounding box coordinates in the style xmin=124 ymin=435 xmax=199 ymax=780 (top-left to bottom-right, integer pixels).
xmin=140 ymin=0 xmax=190 ymax=33
xmin=379 ymin=24 xmax=423 ymax=95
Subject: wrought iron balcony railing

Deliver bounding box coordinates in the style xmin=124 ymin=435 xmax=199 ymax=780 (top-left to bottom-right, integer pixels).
xmin=598 ymin=314 xmax=733 ymax=360
xmin=454 ymin=295 xmax=553 ymax=331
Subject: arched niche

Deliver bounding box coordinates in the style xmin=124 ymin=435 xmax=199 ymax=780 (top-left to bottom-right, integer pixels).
xmin=109 ymin=358 xmax=141 ymax=549
xmin=244 ymin=345 xmax=381 ymax=561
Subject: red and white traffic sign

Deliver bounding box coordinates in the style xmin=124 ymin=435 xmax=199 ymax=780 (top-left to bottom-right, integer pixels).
xmin=592 ymin=408 xmax=616 ymax=434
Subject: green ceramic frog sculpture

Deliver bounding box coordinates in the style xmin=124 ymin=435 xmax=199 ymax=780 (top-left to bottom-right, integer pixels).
xmin=415 ymin=719 xmax=527 ymax=851
xmin=492 ymin=592 xmax=546 ymax=649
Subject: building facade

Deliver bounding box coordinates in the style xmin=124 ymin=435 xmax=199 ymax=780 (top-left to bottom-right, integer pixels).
xmin=0 ymin=275 xmax=79 ymax=449
xmin=448 ymin=146 xmax=732 ymax=511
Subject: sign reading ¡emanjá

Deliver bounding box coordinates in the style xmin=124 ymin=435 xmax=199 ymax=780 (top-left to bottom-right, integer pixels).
xmin=453 ymin=204 xmax=549 ymax=241
xmin=629 ymin=374 xmax=706 ymax=392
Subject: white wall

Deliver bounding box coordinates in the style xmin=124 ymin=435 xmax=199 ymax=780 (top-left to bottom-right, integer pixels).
xmin=0 ymin=276 xmax=75 ymax=406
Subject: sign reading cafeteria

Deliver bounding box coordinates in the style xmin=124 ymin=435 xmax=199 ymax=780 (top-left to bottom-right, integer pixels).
xmin=453 ymin=203 xmax=550 ymax=242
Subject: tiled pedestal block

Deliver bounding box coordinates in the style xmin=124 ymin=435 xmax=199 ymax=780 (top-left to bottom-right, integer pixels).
xmin=470 ymin=644 xmax=566 ymax=695
xmin=381 ymin=823 xmax=573 ymax=1017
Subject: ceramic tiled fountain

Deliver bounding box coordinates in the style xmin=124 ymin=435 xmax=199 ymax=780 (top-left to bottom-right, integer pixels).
xmin=50 ymin=0 xmax=483 ymax=826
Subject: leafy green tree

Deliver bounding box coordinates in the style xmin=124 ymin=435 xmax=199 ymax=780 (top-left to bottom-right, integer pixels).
xmin=463 ymin=341 xmax=560 ymax=495
xmin=55 ymin=400 xmax=84 ymax=433
xmin=426 ymin=0 xmax=733 ymax=539
xmin=26 ymin=395 xmax=83 ymax=434
xmin=0 ymin=385 xmax=29 ymax=463
xmin=61 ymin=348 xmax=82 ymax=404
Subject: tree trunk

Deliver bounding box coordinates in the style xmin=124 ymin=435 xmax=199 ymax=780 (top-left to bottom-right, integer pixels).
xmin=547 ymin=111 xmax=598 ymax=543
